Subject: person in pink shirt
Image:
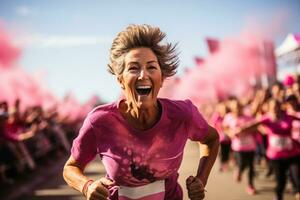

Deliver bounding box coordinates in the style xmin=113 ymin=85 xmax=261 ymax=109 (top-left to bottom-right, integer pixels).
xmin=262 ymin=99 xmax=300 ymax=200
xmin=285 ymin=95 xmax=300 ymax=144
xmin=210 ymin=102 xmax=231 ymax=172
xmin=284 ymin=95 xmax=300 ymax=197
xmin=223 ymin=98 xmax=258 ymax=195
xmin=63 ymin=24 xmax=219 ymax=200
xmin=240 ymin=98 xmax=300 ymax=200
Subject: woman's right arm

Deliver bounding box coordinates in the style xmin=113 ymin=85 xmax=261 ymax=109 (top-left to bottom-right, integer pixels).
xmin=63 ymin=155 xmax=111 ymax=200
xmin=63 ymin=155 xmax=90 ymax=193
xmin=236 ymin=121 xmax=262 ymax=136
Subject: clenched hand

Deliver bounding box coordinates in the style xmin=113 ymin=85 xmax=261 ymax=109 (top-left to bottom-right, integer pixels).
xmin=86 ymin=178 xmax=115 ymax=200
xmin=186 ymin=176 xmax=205 ymax=200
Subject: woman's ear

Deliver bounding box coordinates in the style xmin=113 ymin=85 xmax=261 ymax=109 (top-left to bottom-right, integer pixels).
xmin=117 ymin=76 xmax=125 ymax=89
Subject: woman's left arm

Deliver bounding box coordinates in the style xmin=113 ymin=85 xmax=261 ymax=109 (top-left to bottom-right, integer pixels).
xmin=196 ymin=125 xmax=219 ymax=186
xmin=290 ymin=114 xmax=300 ymax=121
xmin=186 ymin=125 xmax=219 ymax=200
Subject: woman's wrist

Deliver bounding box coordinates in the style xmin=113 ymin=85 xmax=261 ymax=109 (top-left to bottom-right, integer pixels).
xmin=82 ymin=179 xmax=94 ymax=197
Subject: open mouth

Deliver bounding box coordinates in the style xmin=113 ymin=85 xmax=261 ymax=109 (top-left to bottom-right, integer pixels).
xmin=136 ymin=85 xmax=152 ymax=95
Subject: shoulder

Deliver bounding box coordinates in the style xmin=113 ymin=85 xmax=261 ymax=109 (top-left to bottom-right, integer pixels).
xmin=259 ymin=114 xmax=271 ymax=124
xmin=284 ymin=114 xmax=296 ymax=122
xmin=160 ymin=98 xmax=195 ymax=111
xmin=159 ymin=98 xmax=198 ymax=119
xmin=86 ymin=102 xmax=118 ymax=126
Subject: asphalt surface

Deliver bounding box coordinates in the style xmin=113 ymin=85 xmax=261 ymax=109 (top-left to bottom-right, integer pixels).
xmin=4 ymin=141 xmax=296 ymax=200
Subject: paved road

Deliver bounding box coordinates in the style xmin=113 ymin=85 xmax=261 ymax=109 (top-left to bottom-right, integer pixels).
xmin=9 ymin=141 xmax=296 ymax=200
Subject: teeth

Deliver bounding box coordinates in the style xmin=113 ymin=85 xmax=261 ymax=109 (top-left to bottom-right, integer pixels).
xmin=136 ymin=86 xmax=151 ymax=89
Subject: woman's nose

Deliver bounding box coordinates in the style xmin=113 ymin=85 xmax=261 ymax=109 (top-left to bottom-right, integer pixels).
xmin=138 ymin=69 xmax=148 ymax=80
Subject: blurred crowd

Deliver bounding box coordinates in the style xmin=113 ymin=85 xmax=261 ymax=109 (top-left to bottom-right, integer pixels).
xmin=208 ymin=74 xmax=300 ymax=200
xmin=1 ymin=73 xmax=300 ymax=199
xmin=0 ymin=99 xmax=88 ymax=186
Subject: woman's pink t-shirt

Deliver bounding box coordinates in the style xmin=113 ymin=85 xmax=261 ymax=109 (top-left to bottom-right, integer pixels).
xmin=223 ymin=114 xmax=257 ymax=152
xmin=210 ymin=113 xmax=231 ymax=144
xmin=71 ymin=98 xmax=209 ymax=200
xmin=291 ymin=112 xmax=300 ymax=144
xmin=261 ymin=114 xmax=300 ymax=160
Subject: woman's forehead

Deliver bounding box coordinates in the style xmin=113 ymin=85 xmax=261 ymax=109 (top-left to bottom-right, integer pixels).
xmin=124 ymin=48 xmax=158 ymax=62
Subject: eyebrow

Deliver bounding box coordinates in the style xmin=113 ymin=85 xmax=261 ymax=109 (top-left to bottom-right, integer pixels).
xmin=127 ymin=60 xmax=158 ymax=65
xmin=147 ymin=60 xmax=158 ymax=64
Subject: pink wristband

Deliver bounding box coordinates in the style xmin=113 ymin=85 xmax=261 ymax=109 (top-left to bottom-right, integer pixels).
xmin=82 ymin=180 xmax=94 ymax=197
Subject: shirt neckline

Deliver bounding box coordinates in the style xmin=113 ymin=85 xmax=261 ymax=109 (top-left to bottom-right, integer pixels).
xmin=115 ymin=98 xmax=165 ymax=134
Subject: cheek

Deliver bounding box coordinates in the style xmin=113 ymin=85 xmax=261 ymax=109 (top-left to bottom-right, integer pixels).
xmin=155 ymin=72 xmax=163 ymax=86
xmin=153 ymin=76 xmax=163 ymax=88
xmin=123 ymin=74 xmax=136 ymax=86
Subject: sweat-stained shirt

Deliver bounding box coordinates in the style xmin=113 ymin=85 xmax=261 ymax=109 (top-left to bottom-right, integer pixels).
xmin=71 ymin=98 xmax=209 ymax=200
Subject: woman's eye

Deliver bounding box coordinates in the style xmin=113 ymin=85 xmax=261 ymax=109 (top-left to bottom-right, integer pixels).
xmin=128 ymin=66 xmax=138 ymax=71
xmin=149 ymin=66 xmax=157 ymax=70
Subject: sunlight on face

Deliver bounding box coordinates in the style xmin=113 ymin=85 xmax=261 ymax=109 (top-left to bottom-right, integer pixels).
xmin=118 ymin=47 xmax=163 ymax=109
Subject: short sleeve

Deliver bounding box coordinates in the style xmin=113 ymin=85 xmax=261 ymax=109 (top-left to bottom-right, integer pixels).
xmin=71 ymin=117 xmax=98 ymax=167
xmin=222 ymin=114 xmax=231 ymax=127
xmin=259 ymin=115 xmax=270 ymax=125
xmin=4 ymin=128 xmax=19 ymax=142
xmin=186 ymin=100 xmax=209 ymax=142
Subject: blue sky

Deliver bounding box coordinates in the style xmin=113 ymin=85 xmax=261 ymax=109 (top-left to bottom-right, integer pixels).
xmin=1 ymin=0 xmax=300 ymax=103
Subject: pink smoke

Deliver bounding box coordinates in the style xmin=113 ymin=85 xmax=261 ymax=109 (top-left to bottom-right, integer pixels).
xmin=0 ymin=21 xmax=95 ymax=119
xmin=159 ymin=30 xmax=276 ymax=105
xmin=0 ymin=22 xmax=58 ymax=109
xmin=158 ymin=76 xmax=181 ymax=99
xmin=58 ymin=93 xmax=100 ymax=124
xmin=161 ymin=13 xmax=290 ymax=105
xmin=0 ymin=22 xmax=21 ymax=69
xmin=0 ymin=67 xmax=58 ymax=110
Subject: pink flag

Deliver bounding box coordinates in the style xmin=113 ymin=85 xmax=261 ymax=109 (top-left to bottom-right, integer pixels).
xmin=262 ymin=41 xmax=277 ymax=77
xmin=194 ymin=56 xmax=204 ymax=67
xmin=206 ymin=38 xmax=219 ymax=54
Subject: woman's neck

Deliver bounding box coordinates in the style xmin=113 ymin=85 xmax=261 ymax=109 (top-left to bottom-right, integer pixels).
xmin=120 ymin=100 xmax=161 ymax=130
